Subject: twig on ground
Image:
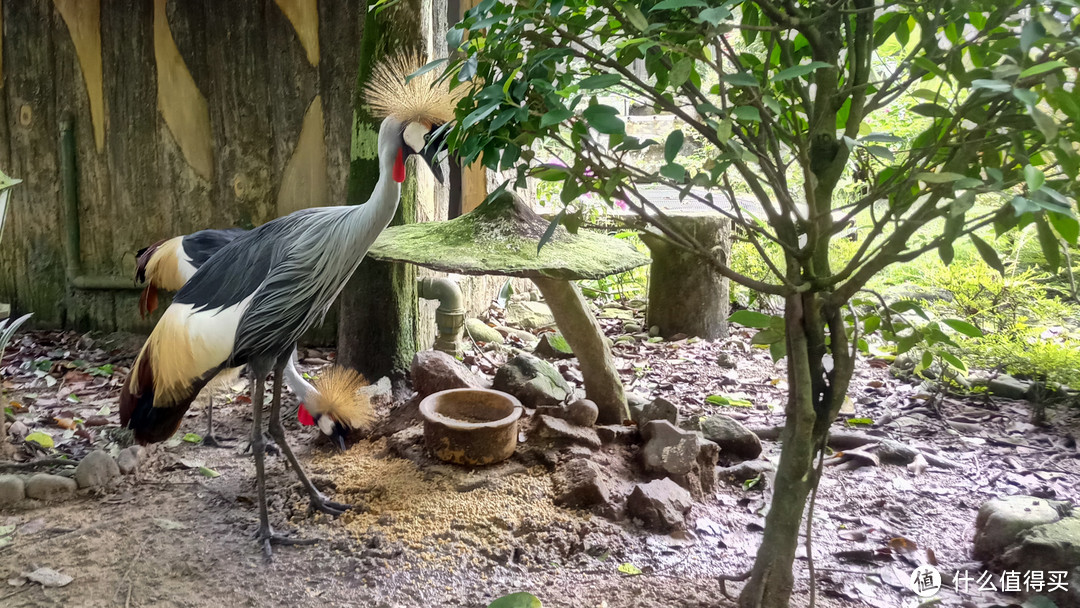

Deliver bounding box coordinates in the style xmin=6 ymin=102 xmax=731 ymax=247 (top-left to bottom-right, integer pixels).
xmin=0 ymin=458 xmax=80 ymax=471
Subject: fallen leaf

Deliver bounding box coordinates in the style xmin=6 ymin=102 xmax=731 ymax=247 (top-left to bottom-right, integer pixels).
xmin=199 ymin=466 xmax=220 ymax=478
xmin=25 ymin=432 xmax=54 ymax=448
xmin=925 ymin=547 xmax=938 ymax=566
xmin=888 ymin=536 xmax=918 ymax=555
xmin=153 ymin=518 xmax=188 ymax=531
xmin=7 ymin=576 xmax=27 ymax=587
xmin=907 ymin=454 xmax=928 ymax=476
xmin=487 ymin=592 xmax=542 ymax=608
xmin=617 ymin=562 xmax=642 ymax=575
xmin=25 ymin=567 xmax=72 ymax=588
xmin=839 ymin=395 xmax=856 ymax=415
xmin=54 ymin=417 xmax=77 ymax=430
xmin=182 ymin=433 xmax=203 ymax=444
xmin=839 ymin=528 xmax=868 ymax=542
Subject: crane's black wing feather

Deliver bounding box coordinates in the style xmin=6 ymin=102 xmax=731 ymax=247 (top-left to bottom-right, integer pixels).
xmin=181 ymin=228 xmax=247 ymax=268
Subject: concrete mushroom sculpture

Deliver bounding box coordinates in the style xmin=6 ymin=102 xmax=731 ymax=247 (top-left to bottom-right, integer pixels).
xmin=369 ymin=190 xmax=649 ymax=424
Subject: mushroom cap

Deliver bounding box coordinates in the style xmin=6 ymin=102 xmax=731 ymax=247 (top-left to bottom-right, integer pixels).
xmin=369 ymin=190 xmax=650 ymax=280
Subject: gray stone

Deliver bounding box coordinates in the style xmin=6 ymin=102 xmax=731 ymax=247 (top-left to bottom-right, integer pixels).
xmin=465 ymin=318 xmax=504 ymax=344
xmin=638 ymin=397 xmax=678 ymax=429
xmin=7 ymin=420 xmax=28 ymax=438
xmin=566 ymin=399 xmax=599 ymax=427
xmin=641 ymin=420 xmax=719 ymax=499
xmin=626 ymin=392 xmax=650 ymax=422
xmin=360 ymin=376 xmax=394 ymax=409
xmin=596 ymin=424 xmax=639 ymax=445
xmin=74 ymin=450 xmax=120 ymax=488
xmin=24 ymin=474 xmax=77 ymax=501
xmin=627 ymin=478 xmax=693 ymax=532
xmin=1002 ymin=512 xmax=1080 ymax=583
xmin=553 ymin=458 xmax=610 ymax=508
xmin=0 ymin=474 xmax=26 ymax=505
xmin=506 ymin=301 xmax=555 ymax=330
xmin=715 ymin=352 xmax=736 ymax=369
xmin=700 ymin=415 xmax=762 ymax=460
xmin=533 ymin=415 xmax=601 ymax=450
xmin=987 ymin=374 xmax=1033 ymax=400
xmin=493 ymin=354 xmax=572 ymax=408
xmin=648 ymin=325 xmax=661 ymax=337
xmin=717 ymin=460 xmax=776 ymax=484
xmin=411 ymin=350 xmax=487 ymax=398
xmin=622 ymin=322 xmax=642 ymax=333
xmin=974 ymin=495 xmax=1068 ymax=560
xmin=117 ymin=446 xmax=145 ymax=475
xmin=534 ymin=333 xmax=574 ymax=359
xmin=494 ymin=325 xmax=538 ymax=344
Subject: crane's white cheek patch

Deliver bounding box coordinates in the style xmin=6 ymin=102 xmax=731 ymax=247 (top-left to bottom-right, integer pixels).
xmin=318 ymin=415 xmax=336 ymax=436
xmin=403 ymin=122 xmax=428 ymax=154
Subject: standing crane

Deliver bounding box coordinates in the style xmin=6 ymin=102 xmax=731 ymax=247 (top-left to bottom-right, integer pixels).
xmin=120 ymin=52 xmax=457 ymax=554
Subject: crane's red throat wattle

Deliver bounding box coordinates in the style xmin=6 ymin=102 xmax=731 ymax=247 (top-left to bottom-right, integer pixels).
xmin=393 ymin=148 xmax=406 ymax=183
xmin=298 ymin=403 xmax=315 ymax=426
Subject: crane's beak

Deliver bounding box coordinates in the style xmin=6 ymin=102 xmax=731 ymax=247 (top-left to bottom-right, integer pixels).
xmin=421 ymin=125 xmax=450 ymax=184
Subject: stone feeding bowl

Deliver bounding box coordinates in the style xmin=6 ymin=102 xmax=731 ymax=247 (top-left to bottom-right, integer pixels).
xmin=419 ymin=388 xmax=524 ymax=466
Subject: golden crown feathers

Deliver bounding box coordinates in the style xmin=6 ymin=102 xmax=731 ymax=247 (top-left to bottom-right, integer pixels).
xmin=365 ymin=52 xmax=466 ymax=125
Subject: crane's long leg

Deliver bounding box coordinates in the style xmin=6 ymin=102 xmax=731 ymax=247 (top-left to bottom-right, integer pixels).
xmin=202 ymin=395 xmax=229 ymax=448
xmin=267 ymin=359 xmax=352 ymax=517
xmin=251 ymin=371 xmax=316 ymax=558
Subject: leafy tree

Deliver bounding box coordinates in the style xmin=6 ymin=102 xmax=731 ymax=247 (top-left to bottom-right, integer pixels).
xmin=437 ymin=0 xmax=1079 ymax=606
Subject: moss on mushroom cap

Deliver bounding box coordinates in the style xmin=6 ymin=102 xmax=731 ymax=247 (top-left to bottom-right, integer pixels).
xmin=368 ymin=190 xmax=649 ymax=281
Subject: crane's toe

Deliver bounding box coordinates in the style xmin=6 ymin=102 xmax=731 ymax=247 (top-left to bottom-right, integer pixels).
xmin=309 ymin=495 xmax=353 ymax=516
xmin=256 ymin=525 xmax=319 ymax=558
xmin=202 ymin=434 xmax=234 ymax=448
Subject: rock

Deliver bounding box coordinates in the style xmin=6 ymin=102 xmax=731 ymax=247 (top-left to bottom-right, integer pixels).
xmin=0 ymin=474 xmax=26 ymax=505
xmin=411 ymin=350 xmax=487 ymax=398
xmin=7 ymin=420 xmax=28 ymax=438
xmin=117 ymin=446 xmax=145 ymax=475
xmin=627 ymin=478 xmax=693 ymax=532
xmin=506 ymin=301 xmax=555 ymax=329
xmin=987 ymin=374 xmax=1033 ymax=400
xmin=700 ymin=415 xmax=762 ymax=460
xmin=359 ymin=376 xmax=394 ymax=409
xmin=596 ymin=424 xmax=639 ymax=445
xmin=717 ymin=460 xmax=776 ymax=484
xmin=640 ymin=420 xmax=719 ymax=499
xmin=534 ymin=333 xmax=574 ymax=359
xmin=74 ymin=450 xmax=120 ymax=488
xmin=648 ymin=325 xmax=660 ymax=337
xmin=533 ymin=415 xmax=601 ymax=450
xmin=24 ymin=474 xmax=77 ymax=501
xmin=622 ymin=322 xmax=642 ymax=333
xmin=465 ymin=318 xmax=504 ymax=344
xmin=626 ymin=392 xmax=649 ymax=422
xmin=1002 ymin=512 xmax=1080 ymax=585
xmin=974 ymin=495 xmax=1068 ymax=560
xmin=24 ymin=567 xmax=73 ymax=588
xmin=493 ymin=354 xmax=572 ymax=408
xmin=566 ymin=399 xmax=599 ymax=427
xmin=715 ymin=352 xmax=736 ymax=369
xmin=638 ymin=397 xmax=678 ymax=429
xmin=494 ymin=325 xmax=538 ymax=344
xmin=553 ymin=458 xmax=610 ymax=508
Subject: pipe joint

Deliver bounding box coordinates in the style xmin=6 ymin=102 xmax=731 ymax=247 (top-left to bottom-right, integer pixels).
xmin=418 ymin=277 xmax=465 ymax=355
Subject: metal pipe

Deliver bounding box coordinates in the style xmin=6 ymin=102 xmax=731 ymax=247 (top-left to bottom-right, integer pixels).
xmin=59 ymin=118 xmax=141 ymax=291
xmin=417 ymin=276 xmax=464 ymax=355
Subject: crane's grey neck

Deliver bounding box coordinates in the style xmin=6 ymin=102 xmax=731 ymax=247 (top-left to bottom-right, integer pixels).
xmin=282 ymin=349 xmax=313 ymax=403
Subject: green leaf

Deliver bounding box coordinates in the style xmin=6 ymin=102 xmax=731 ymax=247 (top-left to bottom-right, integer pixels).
xmin=540 ymin=108 xmax=572 ymax=128
xmin=669 ymin=57 xmax=693 ymax=89
xmin=1019 ymin=60 xmax=1067 ymax=78
xmin=732 ymin=106 xmax=760 ymax=122
xmin=659 ymin=163 xmax=685 ymax=181
xmin=971 ymin=79 xmax=1012 ymax=93
xmin=729 ymin=310 xmax=773 ymax=329
xmin=664 ymin=130 xmax=684 ymax=163
xmin=917 ymin=350 xmax=934 ymax=374
xmin=910 ymin=103 xmax=952 ymax=119
xmin=1020 ymin=19 xmax=1042 ymax=53
xmin=198 ymin=466 xmax=221 ymax=478
xmin=751 ymin=328 xmax=784 ymax=345
xmin=969 ymin=233 xmax=1005 ymax=275
xmin=942 ymin=319 xmax=983 ymax=338
xmin=1035 ymin=214 xmax=1061 ymax=271
xmin=698 ymin=6 xmax=730 ymax=24
xmin=617 ymin=562 xmax=642 ymax=575
xmin=650 ymin=0 xmax=706 ymax=10
xmin=582 ymin=104 xmax=625 ymax=135
xmin=706 ymin=394 xmax=753 ymax=407
xmin=183 ymin=433 xmax=203 ymax=444
xmin=538 ymin=209 xmax=565 ymax=254
xmin=859 ymin=133 xmax=903 ymax=144
xmin=488 ymin=593 xmax=542 ymax=608
xmin=938 ymin=351 xmax=968 ymax=374
xmin=890 ymin=300 xmax=929 ymax=320
xmin=621 ymin=3 xmax=649 ymax=30
xmin=408 ymin=58 xmax=448 ymax=82
xmin=579 ymin=73 xmax=622 ymax=90
xmin=771 ymin=61 xmax=831 ymax=82
xmin=769 ymin=341 xmax=786 ymax=361
xmin=1048 ymin=212 xmax=1079 ymax=247
xmin=25 ymin=432 xmax=54 ymax=449
xmin=532 ymin=165 xmax=569 ymax=181
xmin=1028 ymin=104 xmax=1058 ymax=141
xmin=863 ymin=315 xmax=881 ymax=334
xmin=1024 ymin=165 xmax=1045 ymax=191
xmin=915 ymin=171 xmax=966 ymax=183
xmin=865 ymin=145 xmax=895 ymax=162
xmin=721 ymin=72 xmax=758 ymax=87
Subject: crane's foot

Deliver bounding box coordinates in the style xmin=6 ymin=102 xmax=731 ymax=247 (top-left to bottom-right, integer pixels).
xmin=241 ymin=435 xmax=280 ymax=456
xmin=255 ymin=525 xmax=318 ymax=558
xmin=202 ymin=434 xmax=234 ymax=448
xmin=309 ymin=493 xmax=354 ymax=517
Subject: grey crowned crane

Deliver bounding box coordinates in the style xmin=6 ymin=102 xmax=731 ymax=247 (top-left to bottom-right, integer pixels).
xmin=134 ymin=229 xmax=367 ymax=448
xmin=120 ymin=52 xmax=458 ymax=554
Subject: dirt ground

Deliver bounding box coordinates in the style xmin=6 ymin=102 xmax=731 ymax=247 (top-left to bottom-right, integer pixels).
xmin=1 ymin=316 xmax=1078 ymax=608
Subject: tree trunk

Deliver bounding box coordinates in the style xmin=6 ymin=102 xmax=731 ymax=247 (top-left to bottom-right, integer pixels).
xmin=738 ymin=293 xmax=834 ymax=608
xmin=640 ymin=215 xmax=731 ymax=339
xmin=337 ymin=0 xmax=426 ymax=379
xmin=532 ymin=277 xmax=630 ymax=424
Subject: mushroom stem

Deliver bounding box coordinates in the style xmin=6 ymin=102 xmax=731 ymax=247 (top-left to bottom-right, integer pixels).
xmin=531 ymin=277 xmax=629 ymax=424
